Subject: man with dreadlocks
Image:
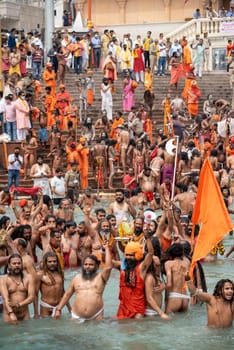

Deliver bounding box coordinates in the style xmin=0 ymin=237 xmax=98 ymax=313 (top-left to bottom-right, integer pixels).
xmin=1 ymin=254 xmax=34 ymax=324
xmin=35 ymin=252 xmax=68 ymax=318
xmin=186 ymin=278 xmax=234 ymax=328
xmin=114 ymin=233 xmax=154 ymax=319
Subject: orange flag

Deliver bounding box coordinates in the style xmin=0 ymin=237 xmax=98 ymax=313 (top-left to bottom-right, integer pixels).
xmin=189 ymin=158 xmax=233 ymax=277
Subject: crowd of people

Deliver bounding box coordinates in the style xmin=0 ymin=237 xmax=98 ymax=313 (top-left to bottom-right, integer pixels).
xmin=0 ymin=21 xmax=234 ymax=329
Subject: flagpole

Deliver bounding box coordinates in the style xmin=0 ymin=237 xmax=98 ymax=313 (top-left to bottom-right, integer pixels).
xmin=171 ymin=135 xmax=179 ymax=201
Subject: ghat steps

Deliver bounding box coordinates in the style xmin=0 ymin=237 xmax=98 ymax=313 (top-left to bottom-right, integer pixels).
xmin=0 ymin=70 xmax=232 ymax=191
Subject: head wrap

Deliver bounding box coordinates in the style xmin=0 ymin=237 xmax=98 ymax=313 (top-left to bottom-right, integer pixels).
xmin=19 ymin=199 xmax=28 ymax=208
xmin=80 ymin=137 xmax=86 ymax=143
xmin=125 ymin=241 xmax=144 ymax=261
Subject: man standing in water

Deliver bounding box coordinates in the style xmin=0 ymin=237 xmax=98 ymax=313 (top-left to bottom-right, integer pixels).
xmin=1 ymin=254 xmax=34 ymax=324
xmin=114 ymin=235 xmax=154 ymax=319
xmin=35 ymin=252 xmax=68 ymax=318
xmin=54 ymin=242 xmax=112 ymax=321
xmin=108 ymin=189 xmax=136 ymax=226
xmin=187 ymin=277 xmax=234 ymax=328
xmin=165 ymin=243 xmax=190 ymax=314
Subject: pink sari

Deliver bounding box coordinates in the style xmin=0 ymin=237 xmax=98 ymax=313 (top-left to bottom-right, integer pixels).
xmin=123 ymin=79 xmax=134 ymax=112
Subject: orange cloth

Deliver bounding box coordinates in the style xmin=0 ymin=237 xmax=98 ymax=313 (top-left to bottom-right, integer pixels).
xmin=87 ymin=89 xmax=93 ymax=105
xmin=145 ymin=118 xmax=153 ymax=143
xmin=124 ymin=242 xmax=143 ymax=261
xmin=117 ymin=264 xmax=145 ymax=319
xmin=66 ymin=146 xmax=79 ymax=169
xmin=144 ymin=71 xmax=153 ymax=92
xmin=110 ymin=117 xmax=124 ymax=139
xmin=189 ymin=159 xmax=233 ymax=278
xmin=161 ymin=235 xmax=172 ymax=252
xmin=34 ymin=80 xmax=41 ymax=101
xmin=77 ymin=143 xmax=89 ymax=189
xmin=45 ymin=94 xmax=56 ymax=128
xmin=183 ymin=45 xmax=192 ymax=73
xmin=43 ymin=69 xmax=56 ymax=96
xmin=163 ymin=98 xmax=171 ymax=136
xmin=226 ymin=146 xmax=234 ymax=155
xmin=187 ymin=85 xmax=201 ymax=117
xmin=182 ymin=77 xmax=193 ymax=100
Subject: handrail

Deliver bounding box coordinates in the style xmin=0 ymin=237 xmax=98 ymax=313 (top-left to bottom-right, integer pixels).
xmin=167 ymin=17 xmax=234 ymax=42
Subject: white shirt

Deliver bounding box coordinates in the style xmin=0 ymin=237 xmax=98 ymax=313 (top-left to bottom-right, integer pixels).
xmin=50 ymin=176 xmax=65 ymax=198
xmin=8 ymin=153 xmax=23 ymax=170
xmin=0 ymin=98 xmax=5 ymax=113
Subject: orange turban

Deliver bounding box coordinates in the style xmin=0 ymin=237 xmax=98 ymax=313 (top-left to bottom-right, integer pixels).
xmin=80 ymin=137 xmax=86 ymax=143
xmin=19 ymin=198 xmax=28 ymax=208
xmin=125 ymin=241 xmax=144 ymax=261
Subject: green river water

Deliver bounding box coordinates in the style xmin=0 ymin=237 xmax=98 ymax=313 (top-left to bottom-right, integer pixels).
xmin=0 ymin=207 xmax=234 ymax=350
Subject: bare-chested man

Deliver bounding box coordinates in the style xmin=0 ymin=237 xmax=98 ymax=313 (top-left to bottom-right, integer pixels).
xmin=133 ymin=140 xmax=146 ymax=179
xmin=54 ymin=242 xmax=112 ymax=321
xmin=76 ymin=221 xmax=92 ymax=265
xmin=117 ymin=124 xmax=130 ymax=174
xmin=77 ymin=188 xmax=101 ymax=209
xmin=61 ymin=221 xmax=78 ymax=268
xmin=173 ymin=184 xmax=196 ymax=216
xmin=35 ymin=252 xmax=68 ymax=318
xmin=1 ymin=254 xmax=34 ymax=324
xmin=92 ymin=141 xmax=107 ymax=188
xmin=54 ymin=198 xmax=74 ymax=222
xmin=138 ymin=167 xmax=156 ymax=208
xmin=187 ymin=277 xmax=234 ymax=328
xmin=150 ymin=154 xmax=164 ymax=191
xmin=165 ymin=243 xmax=190 ymax=314
xmin=190 ymin=149 xmax=202 ymax=174
xmin=14 ymin=238 xmax=36 ymax=279
xmin=0 ymin=188 xmax=11 ymax=214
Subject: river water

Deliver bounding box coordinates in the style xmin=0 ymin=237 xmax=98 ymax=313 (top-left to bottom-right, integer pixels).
xmin=0 ymin=207 xmax=234 ymax=349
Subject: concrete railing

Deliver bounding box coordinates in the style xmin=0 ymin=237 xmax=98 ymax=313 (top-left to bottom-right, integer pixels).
xmin=168 ymin=17 xmax=234 ymax=43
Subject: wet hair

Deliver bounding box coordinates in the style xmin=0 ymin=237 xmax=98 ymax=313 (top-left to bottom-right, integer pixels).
xmin=213 ymin=279 xmax=234 ymax=302
xmin=0 ymin=216 xmax=10 ymax=228
xmin=64 ymin=221 xmax=77 ymax=230
xmin=56 ymin=218 xmax=66 ymax=226
xmin=42 ymin=252 xmax=64 ymax=284
xmin=106 ymin=214 xmax=116 ymax=221
xmin=210 ymin=149 xmax=218 ymax=157
xmin=167 ymin=243 xmax=184 ymax=259
xmin=83 ymin=254 xmax=100 ymax=267
xmin=151 ymin=236 xmax=161 ymax=258
xmin=17 ymin=238 xmax=27 ymax=249
xmin=7 ymin=254 xmax=23 ymax=279
xmin=50 ymin=229 xmax=62 ymax=238
xmin=180 ymin=240 xmax=191 ymax=257
xmin=45 ymin=215 xmax=56 ymax=223
xmin=95 ymin=208 xmax=106 ymax=216
xmin=181 ymin=152 xmax=189 ymax=164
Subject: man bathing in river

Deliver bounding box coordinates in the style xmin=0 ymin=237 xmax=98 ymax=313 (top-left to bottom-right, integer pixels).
xmin=54 ymin=241 xmax=112 ymax=321
xmin=187 ymin=277 xmax=234 ymax=328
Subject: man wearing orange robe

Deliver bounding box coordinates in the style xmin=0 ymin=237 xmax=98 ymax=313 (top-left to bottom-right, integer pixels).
xmin=116 ymin=238 xmax=153 ymax=319
xmin=183 ymin=40 xmax=192 ymax=74
xmin=56 ymin=84 xmax=71 ymax=115
xmin=43 ymin=62 xmax=56 ymax=96
xmin=110 ymin=111 xmax=124 ymax=139
xmin=45 ymin=86 xmax=56 ymax=128
xmin=66 ymin=141 xmax=79 ymax=170
xmin=187 ymin=80 xmax=202 ymax=118
xmin=77 ymin=137 xmax=89 ymax=190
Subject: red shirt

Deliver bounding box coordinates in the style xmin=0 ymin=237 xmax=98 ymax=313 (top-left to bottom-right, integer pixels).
xmin=123 ymin=174 xmax=137 ymax=191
